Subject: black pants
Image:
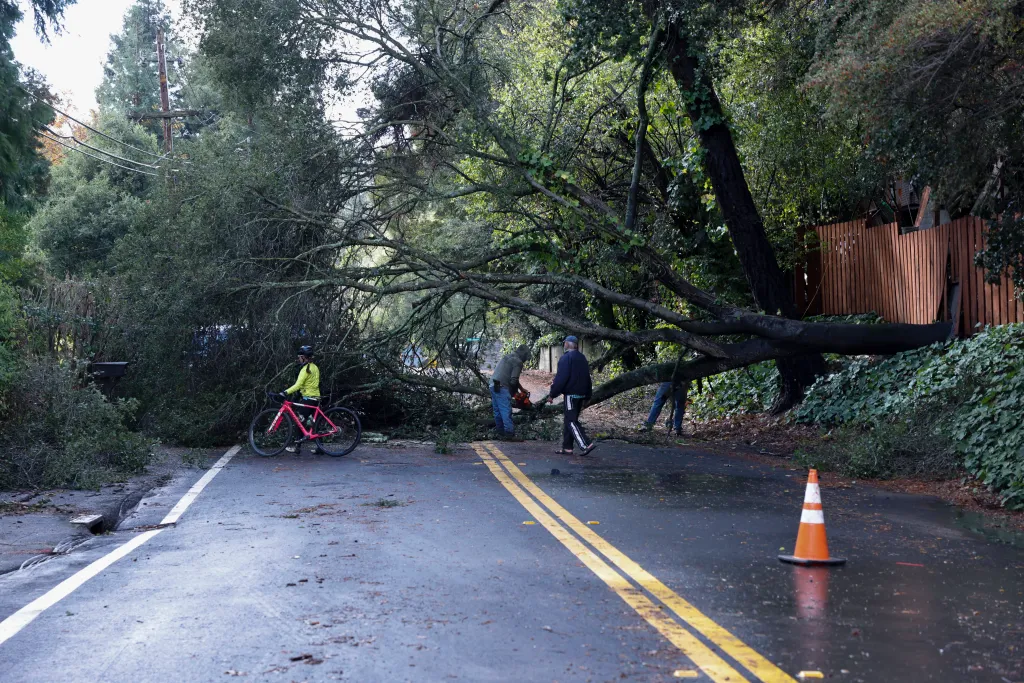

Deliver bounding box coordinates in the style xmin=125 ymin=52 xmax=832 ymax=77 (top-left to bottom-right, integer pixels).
xmin=562 ymin=395 xmax=592 ymax=451
xmin=295 ymin=397 xmax=320 ymax=425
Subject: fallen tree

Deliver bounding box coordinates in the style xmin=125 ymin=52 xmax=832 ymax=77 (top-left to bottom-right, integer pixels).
xmin=191 ymin=0 xmax=954 ymax=409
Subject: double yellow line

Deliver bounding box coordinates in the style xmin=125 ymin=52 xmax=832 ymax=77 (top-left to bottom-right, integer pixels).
xmin=474 ymin=442 xmax=795 ymax=683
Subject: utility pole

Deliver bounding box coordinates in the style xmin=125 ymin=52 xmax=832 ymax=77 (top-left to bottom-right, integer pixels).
xmin=156 ymin=27 xmax=172 ymax=153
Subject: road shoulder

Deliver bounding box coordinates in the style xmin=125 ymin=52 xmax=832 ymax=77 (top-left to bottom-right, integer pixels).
xmin=0 ymin=446 xmax=222 ymax=575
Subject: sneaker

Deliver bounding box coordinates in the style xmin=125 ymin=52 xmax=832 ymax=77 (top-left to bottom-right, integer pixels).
xmin=285 ymin=445 xmax=299 ymax=454
xmin=636 ymin=422 xmax=653 ymax=432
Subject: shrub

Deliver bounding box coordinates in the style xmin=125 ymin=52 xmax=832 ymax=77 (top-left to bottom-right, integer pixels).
xmin=434 ymin=419 xmax=477 ymax=454
xmin=795 ymin=404 xmax=960 ymax=480
xmin=794 ymin=324 xmax=1024 ymax=508
xmin=0 ymin=282 xmax=21 ymax=413
xmin=142 ymin=391 xmax=245 ymax=447
xmin=0 ymin=359 xmax=154 ymax=489
xmin=689 ymin=361 xmax=779 ymax=419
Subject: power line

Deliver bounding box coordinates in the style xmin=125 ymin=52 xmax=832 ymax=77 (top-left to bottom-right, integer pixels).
xmin=38 ymin=132 xmax=161 ymax=177
xmin=18 ymin=84 xmax=168 ymax=160
xmin=42 ymin=126 xmax=166 ymax=171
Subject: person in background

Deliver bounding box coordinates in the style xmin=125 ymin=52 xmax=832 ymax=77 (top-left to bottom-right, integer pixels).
xmin=548 ymin=335 xmax=596 ymax=456
xmin=490 ymin=344 xmax=532 ymax=438
xmin=639 ymin=381 xmax=688 ymax=436
xmin=283 ymin=345 xmax=324 ymax=454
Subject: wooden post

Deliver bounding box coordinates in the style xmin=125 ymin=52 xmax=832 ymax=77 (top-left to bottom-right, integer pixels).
xmin=156 ymin=28 xmax=172 ymax=153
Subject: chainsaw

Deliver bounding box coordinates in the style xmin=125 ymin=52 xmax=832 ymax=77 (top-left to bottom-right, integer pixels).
xmin=511 ymin=387 xmax=532 ymax=410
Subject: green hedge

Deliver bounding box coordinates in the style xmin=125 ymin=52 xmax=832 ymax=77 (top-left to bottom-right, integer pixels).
xmin=794 ymin=324 xmax=1024 ymax=508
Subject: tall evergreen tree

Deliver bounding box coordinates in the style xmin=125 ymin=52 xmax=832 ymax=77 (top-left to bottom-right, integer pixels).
xmin=0 ymin=1 xmax=75 ymax=209
xmin=96 ymin=0 xmax=181 ymax=143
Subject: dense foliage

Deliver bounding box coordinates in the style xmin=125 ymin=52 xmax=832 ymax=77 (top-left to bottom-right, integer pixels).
xmin=688 ymin=362 xmax=778 ymax=419
xmin=0 ymin=0 xmax=1020 ymax=490
xmin=0 ymin=359 xmax=151 ymax=489
xmin=795 ymin=325 xmax=1024 ymax=508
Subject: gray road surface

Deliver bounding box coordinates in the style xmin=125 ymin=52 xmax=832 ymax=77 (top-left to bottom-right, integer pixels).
xmin=0 ymin=440 xmax=1021 ymax=682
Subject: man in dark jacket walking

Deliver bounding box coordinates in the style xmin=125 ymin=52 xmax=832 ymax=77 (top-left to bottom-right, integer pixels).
xmin=548 ymin=336 xmax=596 ymax=455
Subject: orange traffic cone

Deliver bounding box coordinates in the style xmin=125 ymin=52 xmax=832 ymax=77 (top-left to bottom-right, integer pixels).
xmin=778 ymin=469 xmax=846 ymax=566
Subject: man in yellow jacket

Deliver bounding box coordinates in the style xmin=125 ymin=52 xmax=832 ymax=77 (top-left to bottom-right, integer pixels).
xmin=284 ymin=345 xmax=322 ymax=454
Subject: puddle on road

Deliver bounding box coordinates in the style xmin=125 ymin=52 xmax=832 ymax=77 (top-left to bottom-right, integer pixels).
xmin=951 ymin=508 xmax=1024 ymax=548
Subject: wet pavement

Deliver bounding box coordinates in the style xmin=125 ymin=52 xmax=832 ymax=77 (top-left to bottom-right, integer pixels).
xmin=0 ymin=440 xmax=1020 ymax=682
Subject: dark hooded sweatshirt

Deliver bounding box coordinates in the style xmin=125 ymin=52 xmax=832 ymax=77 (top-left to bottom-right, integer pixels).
xmin=549 ymin=349 xmax=592 ymax=400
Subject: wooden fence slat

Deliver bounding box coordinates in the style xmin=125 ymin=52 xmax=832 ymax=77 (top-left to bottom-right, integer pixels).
xmin=959 ymin=220 xmax=968 ymax=332
xmin=922 ymin=230 xmax=930 ymax=321
xmin=963 ymin=223 xmax=972 ymax=332
xmin=954 ymin=220 xmax=962 ymax=331
xmin=820 ymin=225 xmax=829 ymax=314
xmin=849 ymin=223 xmax=857 ymax=313
xmin=832 ymin=223 xmax=841 ymax=314
xmin=922 ymin=230 xmax=931 ymax=322
xmin=967 ymin=219 xmax=977 ymax=332
xmin=895 ymin=224 xmax=906 ymax=323
xmin=983 ymin=220 xmax=994 ymax=329
xmin=854 ymin=222 xmax=863 ymax=311
xmin=858 ymin=222 xmax=868 ymax=312
xmin=889 ymin=225 xmax=898 ymax=322
xmin=909 ymin=229 xmax=918 ymax=323
xmin=882 ymin=227 xmax=892 ymax=320
xmin=975 ymin=219 xmax=986 ymax=332
xmin=1011 ymin=270 xmax=1019 ymax=323
xmin=876 ymin=226 xmax=884 ymax=317
xmin=848 ymin=222 xmax=857 ymax=314
xmin=887 ymin=225 xmax=897 ymax=322
xmin=819 ymin=227 xmax=827 ymax=317
xmin=953 ymin=222 xmax=961 ymax=332
xmin=834 ymin=223 xmax=842 ymax=314
xmin=820 ymin=225 xmax=830 ymax=314
xmin=882 ymin=225 xmax=893 ymax=321
xmin=841 ymin=222 xmax=848 ymax=314
xmin=843 ymin=222 xmax=851 ymax=313
xmin=867 ymin=225 xmax=877 ymax=316
xmin=959 ymin=220 xmax=970 ymax=334
xmin=912 ymin=230 xmax=921 ymax=322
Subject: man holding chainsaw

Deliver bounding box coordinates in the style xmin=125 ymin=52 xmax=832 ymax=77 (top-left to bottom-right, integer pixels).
xmin=490 ymin=344 xmax=532 ymax=438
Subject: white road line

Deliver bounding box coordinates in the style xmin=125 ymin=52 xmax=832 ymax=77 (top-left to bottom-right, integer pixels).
xmin=0 ymin=530 xmax=161 ymax=646
xmin=160 ymin=445 xmax=240 ymax=525
xmin=0 ymin=444 xmax=240 ymax=647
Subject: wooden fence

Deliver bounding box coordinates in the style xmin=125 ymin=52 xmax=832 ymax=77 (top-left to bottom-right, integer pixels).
xmin=793 ymin=216 xmax=1023 ymax=336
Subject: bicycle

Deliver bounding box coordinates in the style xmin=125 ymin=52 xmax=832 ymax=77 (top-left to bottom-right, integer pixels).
xmin=248 ymin=393 xmax=362 ymax=457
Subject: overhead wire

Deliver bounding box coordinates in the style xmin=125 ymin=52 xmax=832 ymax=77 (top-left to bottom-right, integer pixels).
xmin=18 ymin=83 xmax=168 ymax=160
xmin=38 ymin=132 xmax=161 ymax=177
xmin=42 ymin=126 xmax=166 ymax=171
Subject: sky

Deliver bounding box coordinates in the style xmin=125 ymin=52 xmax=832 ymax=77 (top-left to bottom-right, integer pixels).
xmin=10 ymin=0 xmax=181 ymax=116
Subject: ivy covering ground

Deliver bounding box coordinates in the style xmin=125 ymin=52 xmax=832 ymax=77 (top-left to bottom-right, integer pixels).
xmin=688 ymin=361 xmax=778 ymax=419
xmin=794 ymin=324 xmax=1024 ymax=509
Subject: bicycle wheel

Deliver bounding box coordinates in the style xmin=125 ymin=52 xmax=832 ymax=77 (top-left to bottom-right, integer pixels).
xmin=248 ymin=408 xmax=294 ymax=456
xmin=314 ymin=407 xmax=361 ymax=456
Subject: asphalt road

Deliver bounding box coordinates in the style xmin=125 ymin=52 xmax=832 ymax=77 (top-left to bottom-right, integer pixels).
xmin=0 ymin=440 xmax=1021 ymax=682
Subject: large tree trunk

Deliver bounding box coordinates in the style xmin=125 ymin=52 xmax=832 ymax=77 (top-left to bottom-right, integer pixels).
xmin=652 ymin=13 xmax=826 ymax=410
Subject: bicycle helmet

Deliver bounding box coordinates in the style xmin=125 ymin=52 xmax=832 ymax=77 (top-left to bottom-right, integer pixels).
xmin=298 ymin=345 xmax=314 ymax=357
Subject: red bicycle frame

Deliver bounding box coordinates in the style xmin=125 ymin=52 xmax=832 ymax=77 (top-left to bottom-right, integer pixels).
xmin=269 ymin=400 xmax=339 ymax=440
